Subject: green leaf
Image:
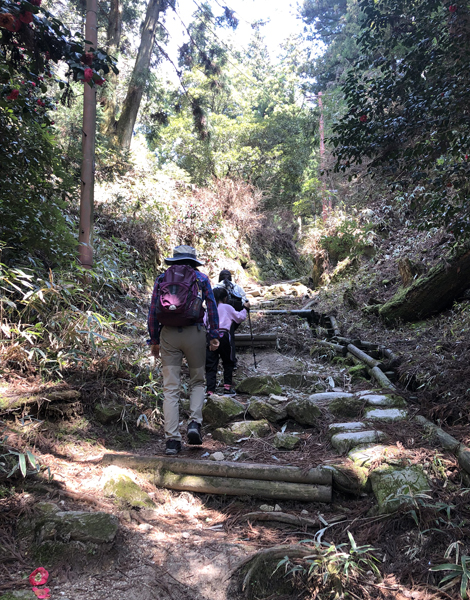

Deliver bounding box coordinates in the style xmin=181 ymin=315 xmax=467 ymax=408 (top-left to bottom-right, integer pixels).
xmin=19 ymin=453 xmax=27 ymax=477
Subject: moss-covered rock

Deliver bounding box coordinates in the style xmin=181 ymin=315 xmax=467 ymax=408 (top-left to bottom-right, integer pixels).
xmin=202 ymin=395 xmax=245 ymax=427
xmin=236 ymin=376 xmax=282 ymax=396
xmin=103 ymin=474 xmax=155 ymax=509
xmin=272 ymin=432 xmax=300 ymax=450
xmin=18 ymin=508 xmax=119 ymax=568
xmin=94 ymin=404 xmax=123 ymax=424
xmin=248 ymin=397 xmax=288 ymax=423
xmin=357 ymin=392 xmax=407 ymax=408
xmin=327 ymin=463 xmax=370 ymax=495
xmin=212 ymin=420 xmax=271 ymax=444
xmin=328 ymin=396 xmax=365 ymax=419
xmin=286 ymin=398 xmax=321 ymax=426
xmin=369 ymin=465 xmax=430 ymax=513
xmin=274 ymin=373 xmax=319 ymax=390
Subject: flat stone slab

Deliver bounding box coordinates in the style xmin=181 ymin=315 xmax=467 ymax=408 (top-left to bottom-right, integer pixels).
xmin=328 ymin=422 xmax=366 ymax=437
xmin=348 ymin=445 xmax=400 ymax=468
xmin=330 ymin=430 xmax=386 ymax=454
xmin=308 ymin=392 xmax=354 ymax=404
xmin=364 ymin=408 xmax=408 ymax=422
xmin=369 ymin=465 xmax=430 ymax=513
xmin=356 ymin=391 xmax=406 ymax=408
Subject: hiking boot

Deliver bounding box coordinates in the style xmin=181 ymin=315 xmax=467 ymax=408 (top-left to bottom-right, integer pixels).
xmin=165 ymin=439 xmax=182 ymax=455
xmin=223 ymin=385 xmax=236 ymax=397
xmin=187 ymin=421 xmax=203 ymax=445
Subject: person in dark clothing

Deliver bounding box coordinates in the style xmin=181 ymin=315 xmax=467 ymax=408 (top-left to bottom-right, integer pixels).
xmin=205 ymin=287 xmax=249 ymax=397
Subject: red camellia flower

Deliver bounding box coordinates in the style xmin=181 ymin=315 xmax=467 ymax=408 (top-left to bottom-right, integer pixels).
xmin=50 ymin=121 xmax=55 ymax=125
xmin=95 ymin=78 xmax=105 ymax=86
xmin=465 ymin=155 xmax=468 ymax=160
xmin=359 ymin=115 xmax=367 ymax=123
xmin=449 ymin=4 xmax=457 ymax=12
xmin=32 ymin=587 xmax=51 ymax=599
xmin=83 ymin=68 xmax=93 ymax=83
xmin=29 ymin=567 xmax=49 ymax=586
xmin=19 ymin=11 xmax=34 ymax=24
xmin=31 ymin=82 xmax=36 ymax=87
xmin=6 ymin=16 xmax=22 ymax=31
xmin=82 ymin=52 xmax=93 ymax=66
xmin=0 ymin=12 xmax=15 ymax=29
xmin=6 ymin=89 xmax=20 ymax=100
xmin=37 ymin=99 xmax=45 ymax=106
xmin=30 ymin=0 xmax=42 ymax=5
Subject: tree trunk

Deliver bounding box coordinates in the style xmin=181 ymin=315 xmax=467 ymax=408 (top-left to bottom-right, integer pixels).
xmin=379 ymin=244 xmax=470 ymax=324
xmin=102 ymin=0 xmax=122 ymax=134
xmin=112 ymin=0 xmax=163 ymax=148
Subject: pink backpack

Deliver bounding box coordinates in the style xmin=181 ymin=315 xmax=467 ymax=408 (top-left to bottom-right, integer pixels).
xmin=155 ymin=265 xmax=204 ymax=327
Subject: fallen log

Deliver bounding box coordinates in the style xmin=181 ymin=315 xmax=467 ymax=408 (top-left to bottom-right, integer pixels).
xmin=149 ymin=471 xmax=331 ymax=502
xmin=379 ymin=243 xmax=470 ymax=323
xmin=101 ymin=454 xmax=332 ymax=485
xmin=347 ymin=344 xmax=384 ymax=369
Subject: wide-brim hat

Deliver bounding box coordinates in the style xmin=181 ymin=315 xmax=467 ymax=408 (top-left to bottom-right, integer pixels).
xmin=164 ymin=245 xmax=204 ymax=266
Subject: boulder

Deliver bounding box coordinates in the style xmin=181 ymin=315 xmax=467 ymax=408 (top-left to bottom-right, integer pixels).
xmin=369 ymin=465 xmax=430 ymax=513
xmin=202 ymin=394 xmax=245 ymax=427
xmin=272 ymin=432 xmax=300 ymax=450
xmin=19 ymin=502 xmax=119 ymax=567
xmin=212 ymin=420 xmax=271 ymax=444
xmin=286 ymin=398 xmax=321 ymax=426
xmin=103 ymin=473 xmax=155 ymax=509
xmin=236 ymin=376 xmax=282 ymax=396
xmin=248 ymin=397 xmax=288 ymax=422
xmin=330 ymin=430 xmax=387 ymax=454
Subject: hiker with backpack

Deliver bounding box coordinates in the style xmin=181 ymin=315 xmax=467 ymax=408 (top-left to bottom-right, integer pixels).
xmin=214 ymin=269 xmax=247 ymax=311
xmin=148 ymin=245 xmax=220 ymax=455
xmin=205 ymin=287 xmax=250 ymax=397
xmin=213 ymin=269 xmax=247 ymax=367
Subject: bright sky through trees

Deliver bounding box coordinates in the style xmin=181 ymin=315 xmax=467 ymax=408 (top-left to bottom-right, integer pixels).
xmin=163 ymin=0 xmax=305 ymax=60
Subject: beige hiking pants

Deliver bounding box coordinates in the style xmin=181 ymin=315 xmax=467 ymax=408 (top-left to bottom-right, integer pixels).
xmin=160 ymin=324 xmax=207 ymax=440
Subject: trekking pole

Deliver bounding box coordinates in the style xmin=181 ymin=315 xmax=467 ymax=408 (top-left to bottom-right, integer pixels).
xmin=247 ymin=309 xmax=258 ymax=370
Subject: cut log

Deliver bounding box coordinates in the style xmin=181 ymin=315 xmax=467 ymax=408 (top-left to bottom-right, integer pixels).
xmin=329 ymin=315 xmax=341 ymax=337
xmin=347 ymin=344 xmax=383 ymax=369
xmin=101 ymin=454 xmax=332 ymax=485
xmin=235 ymin=334 xmax=277 ymax=347
xmin=367 ymin=366 xmax=396 ymax=390
xmin=0 ymin=388 xmax=81 ymax=412
xmin=313 ymin=340 xmax=347 ymax=356
xmin=379 ymin=244 xmax=470 ymax=323
xmin=149 ymin=471 xmax=331 ymax=502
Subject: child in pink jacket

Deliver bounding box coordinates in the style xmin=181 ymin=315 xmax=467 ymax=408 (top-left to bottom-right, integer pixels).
xmin=205 ymin=287 xmax=249 ymax=396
